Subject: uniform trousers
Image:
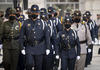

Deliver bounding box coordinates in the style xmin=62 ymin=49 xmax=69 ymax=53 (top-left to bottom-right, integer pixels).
xmin=3 ymin=49 xmax=19 ymax=70
xmin=61 ymin=53 xmax=76 ymax=70
xmin=26 ymin=54 xmax=43 ymax=70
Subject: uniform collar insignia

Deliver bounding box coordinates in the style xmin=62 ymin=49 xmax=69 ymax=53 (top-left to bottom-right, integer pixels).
xmin=34 ymin=8 xmax=36 ymax=11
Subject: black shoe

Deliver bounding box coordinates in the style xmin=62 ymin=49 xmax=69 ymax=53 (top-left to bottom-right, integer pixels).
xmin=85 ymin=65 xmax=88 ymax=67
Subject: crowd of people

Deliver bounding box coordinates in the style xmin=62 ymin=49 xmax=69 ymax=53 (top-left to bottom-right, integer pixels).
xmin=0 ymin=4 xmax=99 ymax=70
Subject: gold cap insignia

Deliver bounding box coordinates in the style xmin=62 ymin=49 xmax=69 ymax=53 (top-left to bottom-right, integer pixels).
xmin=33 ymin=8 xmax=36 ymax=11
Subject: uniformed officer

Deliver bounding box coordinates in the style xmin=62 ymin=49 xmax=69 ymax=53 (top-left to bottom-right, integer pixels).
xmin=40 ymin=8 xmax=49 ymax=70
xmin=84 ymin=11 xmax=98 ymax=42
xmin=83 ymin=11 xmax=96 ymax=67
xmin=19 ymin=5 xmax=50 ymax=70
xmin=42 ymin=7 xmax=59 ymax=70
xmin=15 ymin=6 xmax=25 ymax=70
xmin=54 ymin=8 xmax=63 ymax=32
xmin=16 ymin=6 xmax=25 ymax=26
xmin=53 ymin=7 xmax=63 ymax=70
xmin=0 ymin=8 xmax=20 ymax=70
xmin=57 ymin=16 xmax=80 ymax=70
xmin=48 ymin=7 xmax=63 ymax=33
xmin=71 ymin=10 xmax=92 ymax=70
xmin=40 ymin=8 xmax=48 ymax=25
xmin=0 ymin=8 xmax=12 ymax=67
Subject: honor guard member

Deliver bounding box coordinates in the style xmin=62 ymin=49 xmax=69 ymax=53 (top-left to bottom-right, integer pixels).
xmin=57 ymin=16 xmax=80 ymax=70
xmin=40 ymin=8 xmax=49 ymax=70
xmin=16 ymin=6 xmax=25 ymax=27
xmin=19 ymin=5 xmax=50 ymax=70
xmin=54 ymin=8 xmax=63 ymax=32
xmin=71 ymin=10 xmax=92 ymax=70
xmin=42 ymin=7 xmax=59 ymax=70
xmin=85 ymin=11 xmax=98 ymax=43
xmin=40 ymin=8 xmax=53 ymax=70
xmin=0 ymin=8 xmax=20 ymax=70
xmin=48 ymin=7 xmax=62 ymax=33
xmin=40 ymin=8 xmax=48 ymax=25
xmin=83 ymin=12 xmax=96 ymax=67
xmin=16 ymin=6 xmax=25 ymax=70
xmin=0 ymin=8 xmax=12 ymax=67
xmin=53 ymin=7 xmax=63 ymax=70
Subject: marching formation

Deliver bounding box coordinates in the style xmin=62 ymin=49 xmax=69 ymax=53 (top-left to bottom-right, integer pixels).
xmin=0 ymin=4 xmax=98 ymax=70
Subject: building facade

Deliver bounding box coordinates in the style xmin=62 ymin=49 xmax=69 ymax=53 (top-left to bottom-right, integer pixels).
xmin=0 ymin=0 xmax=100 ymax=20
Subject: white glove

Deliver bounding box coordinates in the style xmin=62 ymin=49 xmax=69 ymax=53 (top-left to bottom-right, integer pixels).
xmin=88 ymin=49 xmax=91 ymax=53
xmin=56 ymin=55 xmax=59 ymax=59
xmin=94 ymin=38 xmax=98 ymax=44
xmin=0 ymin=44 xmax=3 ymax=49
xmin=77 ymin=56 xmax=80 ymax=60
xmin=92 ymin=41 xmax=94 ymax=44
xmin=21 ymin=49 xmax=26 ymax=55
xmin=95 ymin=38 xmax=98 ymax=42
xmin=86 ymin=46 xmax=88 ymax=48
xmin=46 ymin=49 xmax=50 ymax=55
xmin=53 ymin=51 xmax=56 ymax=54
